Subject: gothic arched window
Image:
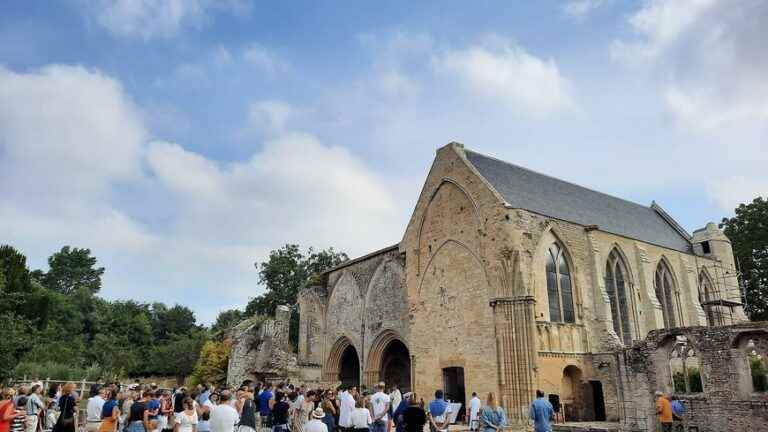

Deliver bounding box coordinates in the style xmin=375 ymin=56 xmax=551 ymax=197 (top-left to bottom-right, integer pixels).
xmin=546 ymin=243 xmax=575 ymax=323
xmin=698 ymin=271 xmax=721 ymax=326
xmin=655 ymin=260 xmax=679 ymax=329
xmin=669 ymin=336 xmax=703 ymax=393
xmin=605 ymin=249 xmax=634 ymax=345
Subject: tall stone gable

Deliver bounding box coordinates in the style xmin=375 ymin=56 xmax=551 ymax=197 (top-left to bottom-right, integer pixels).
xmin=400 ymin=143 xmax=537 ymax=423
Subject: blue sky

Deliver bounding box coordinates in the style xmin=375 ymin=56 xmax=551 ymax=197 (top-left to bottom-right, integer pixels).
xmin=2 ymin=0 xmax=766 ymax=324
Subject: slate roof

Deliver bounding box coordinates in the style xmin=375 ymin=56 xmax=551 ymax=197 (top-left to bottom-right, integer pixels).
xmin=464 ymin=149 xmax=693 ymax=253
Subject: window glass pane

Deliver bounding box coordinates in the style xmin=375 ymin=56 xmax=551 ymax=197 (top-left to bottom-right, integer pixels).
xmin=663 ymin=271 xmax=676 ymax=327
xmin=617 ymin=278 xmax=631 ymax=345
xmin=547 ymin=268 xmax=561 ymax=322
xmin=605 ymin=263 xmax=622 ymax=339
xmin=561 ymin=273 xmax=575 ymax=323
xmin=655 ymin=272 xmax=669 ymax=328
xmin=558 ymin=253 xmax=570 ymax=276
xmin=546 ymin=248 xmax=556 ymax=273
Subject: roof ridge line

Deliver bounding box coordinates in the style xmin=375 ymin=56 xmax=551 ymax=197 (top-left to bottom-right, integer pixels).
xmin=464 ymin=148 xmax=658 ymax=211
xmin=651 ymin=201 xmax=692 ymax=240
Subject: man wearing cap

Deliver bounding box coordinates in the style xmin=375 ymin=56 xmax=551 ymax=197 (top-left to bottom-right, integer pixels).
xmin=304 ymin=408 xmax=328 ymax=432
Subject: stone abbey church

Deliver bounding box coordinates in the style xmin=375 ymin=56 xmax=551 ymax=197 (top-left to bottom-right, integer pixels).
xmin=290 ymin=143 xmax=767 ymax=431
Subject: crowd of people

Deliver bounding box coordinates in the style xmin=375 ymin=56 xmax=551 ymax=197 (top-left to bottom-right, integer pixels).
xmin=0 ymin=381 xmax=513 ymax=432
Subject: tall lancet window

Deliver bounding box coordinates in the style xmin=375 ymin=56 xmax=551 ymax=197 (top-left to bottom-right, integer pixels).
xmin=655 ymin=260 xmax=679 ymax=329
xmin=605 ymin=249 xmax=634 ymax=345
xmin=546 ymin=243 xmax=575 ymax=323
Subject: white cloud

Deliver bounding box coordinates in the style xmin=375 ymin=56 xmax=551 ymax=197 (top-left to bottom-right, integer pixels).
xmin=610 ymin=0 xmax=768 ymax=209
xmin=244 ymin=100 xmax=293 ymax=135
xmin=436 ymin=39 xmax=574 ymax=116
xmin=0 ymin=64 xmax=403 ymax=324
xmin=563 ymin=0 xmax=610 ymax=20
xmin=243 ymin=44 xmax=287 ymax=74
xmin=88 ymin=0 xmax=249 ymax=40
xmin=610 ymin=0 xmax=718 ymax=63
xmin=708 ymin=176 xmax=768 ymax=212
xmin=611 ymin=0 xmax=768 ymax=131
xmin=0 ymin=65 xmax=145 ymax=198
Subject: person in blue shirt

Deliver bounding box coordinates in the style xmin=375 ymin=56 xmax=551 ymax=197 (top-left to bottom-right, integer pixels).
xmin=258 ymin=385 xmax=274 ymax=427
xmin=478 ymin=393 xmax=506 ymax=432
xmin=528 ymin=390 xmax=554 ymax=432
xmin=670 ymin=396 xmax=685 ymax=422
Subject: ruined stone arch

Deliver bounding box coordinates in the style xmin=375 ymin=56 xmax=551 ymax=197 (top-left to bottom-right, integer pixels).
xmin=364 ymin=257 xmax=406 ymax=310
xmin=364 ymin=329 xmax=412 ymax=391
xmin=416 ymin=177 xmax=482 ymax=242
xmin=654 ymin=256 xmax=683 ymax=328
xmin=363 ymin=257 xmax=409 ymax=371
xmin=298 ymin=288 xmax=327 ymax=364
xmin=417 ymin=239 xmax=490 ymax=296
xmin=325 ymin=271 xmax=364 ymax=367
xmin=416 ymin=178 xmax=483 ymax=274
xmin=323 ymin=336 xmax=361 ymax=386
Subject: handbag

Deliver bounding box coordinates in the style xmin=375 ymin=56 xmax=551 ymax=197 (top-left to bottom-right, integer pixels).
xmin=58 ymin=397 xmax=75 ymax=428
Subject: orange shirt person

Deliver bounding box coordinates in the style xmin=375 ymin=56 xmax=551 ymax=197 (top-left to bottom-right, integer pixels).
xmin=655 ymin=391 xmax=673 ymax=432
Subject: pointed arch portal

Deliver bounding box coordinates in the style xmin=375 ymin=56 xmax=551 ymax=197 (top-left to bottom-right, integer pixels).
xmin=340 ymin=345 xmax=360 ymax=388
xmin=365 ymin=330 xmax=412 ymax=392
xmin=325 ymin=337 xmax=360 ymax=387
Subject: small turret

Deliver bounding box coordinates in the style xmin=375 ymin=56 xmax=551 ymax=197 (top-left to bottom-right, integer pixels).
xmin=692 ymin=222 xmax=736 ymax=270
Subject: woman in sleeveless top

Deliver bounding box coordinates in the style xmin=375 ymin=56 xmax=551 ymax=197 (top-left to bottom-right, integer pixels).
xmin=99 ymin=390 xmax=121 ymax=432
xmin=237 ymin=393 xmax=256 ymax=432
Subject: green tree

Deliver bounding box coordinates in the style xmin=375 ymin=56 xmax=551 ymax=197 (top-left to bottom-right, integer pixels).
xmin=150 ymin=303 xmax=198 ymax=341
xmin=721 ymin=196 xmax=768 ymax=321
xmin=150 ymin=331 xmax=207 ymax=384
xmin=246 ymin=245 xmax=347 ymax=348
xmin=42 ymin=246 xmax=105 ymax=295
xmin=210 ymin=309 xmax=246 ymax=339
xmin=191 ymin=339 xmax=231 ymax=386
xmin=0 ymin=312 xmax=33 ymax=380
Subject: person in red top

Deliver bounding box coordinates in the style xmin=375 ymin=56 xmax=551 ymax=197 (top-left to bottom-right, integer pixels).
xmin=1 ymin=388 xmax=25 ymax=432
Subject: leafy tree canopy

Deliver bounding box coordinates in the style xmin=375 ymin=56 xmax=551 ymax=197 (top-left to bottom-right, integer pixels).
xmin=210 ymin=309 xmax=246 ymax=339
xmin=41 ymin=246 xmax=105 ymax=295
xmin=245 ymin=245 xmax=347 ymax=348
xmin=0 ymin=244 xmax=206 ymax=380
xmin=721 ymin=196 xmax=768 ymax=321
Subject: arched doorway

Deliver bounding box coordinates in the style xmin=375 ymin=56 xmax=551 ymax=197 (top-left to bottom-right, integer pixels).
xmin=340 ymin=345 xmax=360 ymax=387
xmin=324 ymin=337 xmax=361 ymax=386
xmin=562 ymin=366 xmax=584 ymax=421
xmin=381 ymin=339 xmax=411 ymax=392
xmin=365 ymin=330 xmax=412 ymax=392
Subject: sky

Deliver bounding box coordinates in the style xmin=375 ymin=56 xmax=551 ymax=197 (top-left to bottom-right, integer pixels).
xmin=1 ymin=0 xmax=766 ymax=324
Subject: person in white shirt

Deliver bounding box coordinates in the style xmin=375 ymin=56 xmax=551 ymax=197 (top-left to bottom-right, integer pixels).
xmin=304 ymin=408 xmax=328 ymax=432
xmin=369 ymin=383 xmax=389 ymax=432
xmin=209 ymin=392 xmax=239 ymax=432
xmin=389 ymin=387 xmax=401 ymax=423
xmin=86 ymin=389 xmax=107 ymax=432
xmin=337 ymin=387 xmax=356 ymax=431
xmin=349 ymin=396 xmax=371 ymax=432
xmin=174 ymin=398 xmax=198 ymax=432
xmin=468 ymin=393 xmax=481 ymax=431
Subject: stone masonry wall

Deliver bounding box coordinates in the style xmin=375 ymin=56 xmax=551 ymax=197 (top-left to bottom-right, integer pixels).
xmin=618 ymin=323 xmax=768 ymax=432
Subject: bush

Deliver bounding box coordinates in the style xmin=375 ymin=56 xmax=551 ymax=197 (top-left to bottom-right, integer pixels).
xmin=751 ymin=358 xmax=768 ymax=392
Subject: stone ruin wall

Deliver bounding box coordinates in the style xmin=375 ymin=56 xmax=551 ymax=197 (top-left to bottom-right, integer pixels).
xmin=227 ymin=305 xmax=297 ymax=386
xmin=617 ymin=322 xmax=768 ymax=432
